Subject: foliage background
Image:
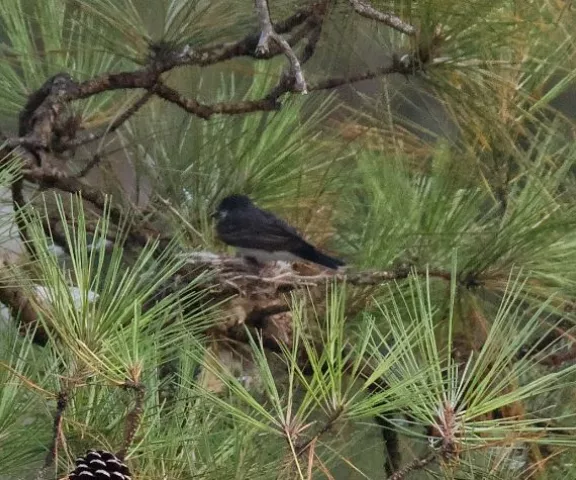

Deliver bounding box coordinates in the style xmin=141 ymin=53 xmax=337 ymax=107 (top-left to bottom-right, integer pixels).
xmin=1 ymin=0 xmax=576 ymax=479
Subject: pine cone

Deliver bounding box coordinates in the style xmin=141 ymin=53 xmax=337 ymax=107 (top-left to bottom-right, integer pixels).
xmin=68 ymin=450 xmax=132 ymax=479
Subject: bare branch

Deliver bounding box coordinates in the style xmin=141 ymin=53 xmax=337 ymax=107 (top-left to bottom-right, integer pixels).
xmin=175 ymin=252 xmax=452 ymax=294
xmin=74 ymin=153 xmax=103 ymax=179
xmin=310 ymin=64 xmax=403 ymax=91
xmin=348 ymin=0 xmax=416 ymax=36
xmin=151 ymin=81 xmax=279 ymax=117
xmin=254 ymin=0 xmax=307 ymax=93
xmin=165 ymin=5 xmax=317 ymax=68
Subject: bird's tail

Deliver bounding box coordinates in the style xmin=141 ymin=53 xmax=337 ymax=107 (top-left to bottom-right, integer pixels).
xmin=295 ymin=243 xmax=345 ymax=270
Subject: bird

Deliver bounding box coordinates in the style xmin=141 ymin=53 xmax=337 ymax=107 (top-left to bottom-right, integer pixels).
xmin=212 ymin=194 xmax=345 ymax=270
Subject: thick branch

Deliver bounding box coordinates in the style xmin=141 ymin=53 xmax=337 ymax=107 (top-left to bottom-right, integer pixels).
xmin=11 ymin=74 xmax=81 ymax=257
xmin=151 ymin=82 xmax=279 ymax=118
xmin=19 ymin=74 xmax=79 ymax=149
xmin=348 ymin=0 xmax=416 ymax=36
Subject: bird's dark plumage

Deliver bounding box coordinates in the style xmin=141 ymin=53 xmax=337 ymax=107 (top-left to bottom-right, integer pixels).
xmin=213 ymin=194 xmax=345 ymax=270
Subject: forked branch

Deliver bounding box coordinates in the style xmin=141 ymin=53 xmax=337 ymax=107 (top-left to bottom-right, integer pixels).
xmin=254 ymin=0 xmax=307 ymax=93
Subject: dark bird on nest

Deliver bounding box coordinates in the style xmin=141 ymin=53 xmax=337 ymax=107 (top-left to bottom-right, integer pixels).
xmin=212 ymin=194 xmax=345 ymax=270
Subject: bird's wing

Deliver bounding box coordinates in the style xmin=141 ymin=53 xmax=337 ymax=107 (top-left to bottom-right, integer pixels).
xmin=217 ymin=207 xmax=307 ymax=252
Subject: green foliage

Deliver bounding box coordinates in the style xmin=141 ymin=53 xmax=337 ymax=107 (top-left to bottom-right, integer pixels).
xmin=1 ymin=0 xmax=576 ymax=479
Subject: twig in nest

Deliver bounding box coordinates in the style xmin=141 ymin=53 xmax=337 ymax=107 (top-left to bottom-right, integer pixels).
xmin=117 ymin=381 xmax=145 ymax=461
xmin=254 ymin=0 xmax=307 ymax=93
xmin=348 ymin=0 xmax=416 ymax=36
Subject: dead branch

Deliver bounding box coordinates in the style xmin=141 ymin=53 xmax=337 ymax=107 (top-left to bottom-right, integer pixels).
xmin=348 ymin=0 xmax=416 ymax=36
xmin=22 ymin=166 xmax=117 ymax=219
xmin=254 ymin=0 xmax=307 ymax=93
xmin=161 ymin=4 xmax=318 ymax=69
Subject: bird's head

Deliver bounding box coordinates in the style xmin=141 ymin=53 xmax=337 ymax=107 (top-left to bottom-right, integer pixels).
xmin=211 ymin=194 xmax=253 ymax=220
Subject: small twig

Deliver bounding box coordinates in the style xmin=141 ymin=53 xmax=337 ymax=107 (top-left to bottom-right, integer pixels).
xmin=63 ymin=90 xmax=153 ymax=152
xmin=310 ymin=63 xmax=412 ymax=92
xmin=164 ymin=5 xmax=316 ymax=68
xmin=348 ymin=0 xmax=416 ymax=36
xmin=387 ymin=452 xmax=437 ymax=480
xmin=74 ymin=152 xmax=102 ymax=178
xmin=70 ymin=91 xmax=153 ymax=178
xmin=117 ymin=381 xmax=145 ymax=461
xmin=296 ymin=406 xmax=344 ymax=455
xmin=43 ymin=391 xmax=68 ymax=470
xmin=254 ymin=0 xmax=307 ymax=93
